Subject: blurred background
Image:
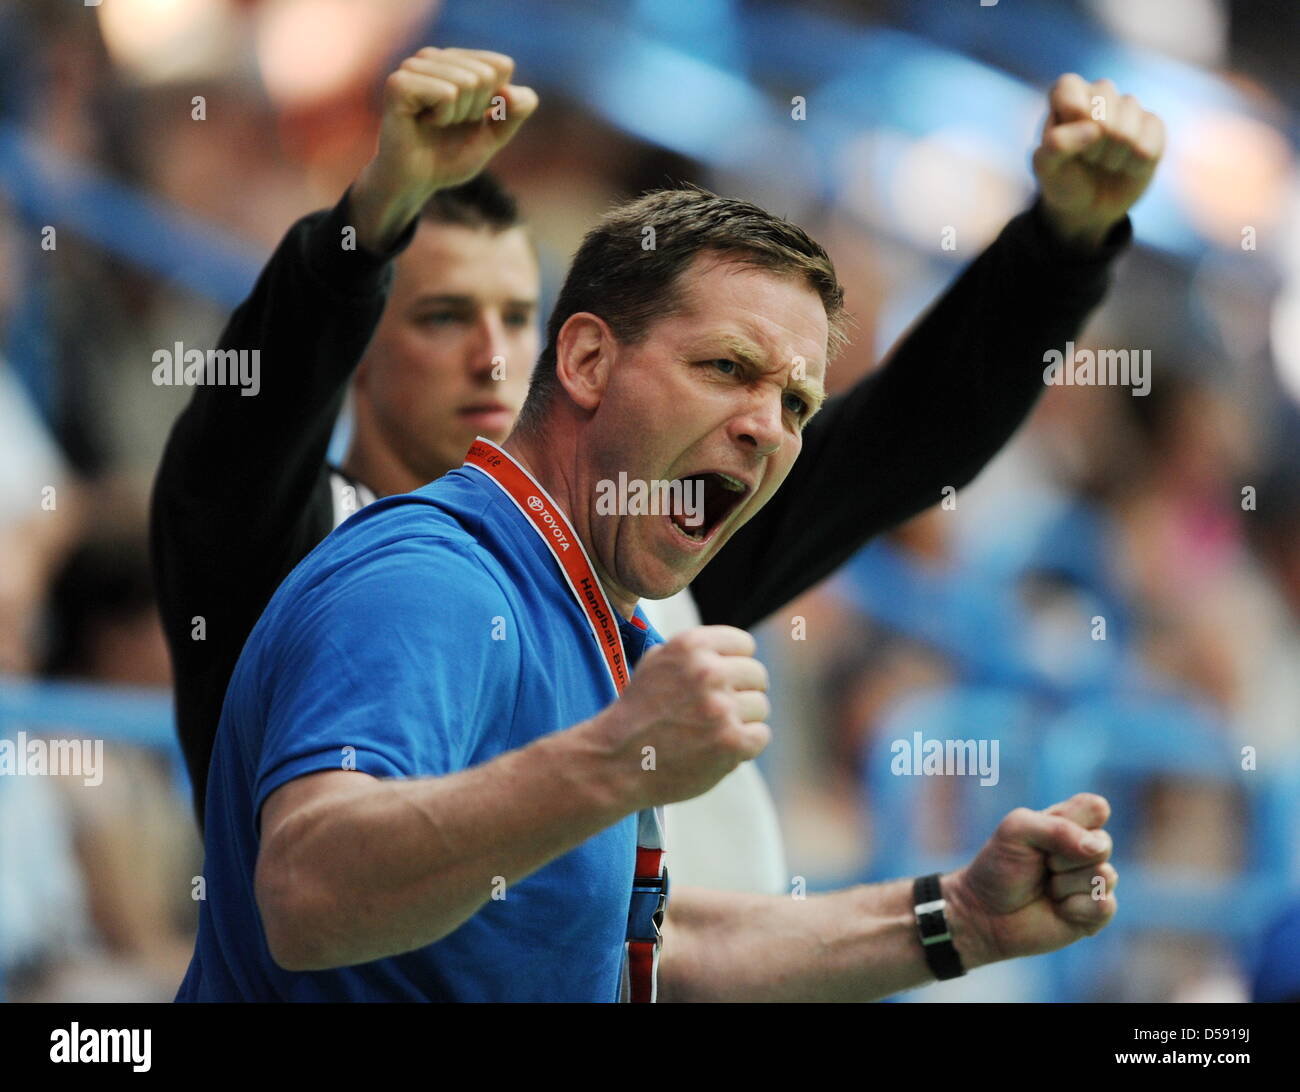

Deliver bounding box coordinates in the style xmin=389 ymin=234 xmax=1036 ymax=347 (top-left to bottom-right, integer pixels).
xmin=2 ymin=0 xmax=1299 ymax=1003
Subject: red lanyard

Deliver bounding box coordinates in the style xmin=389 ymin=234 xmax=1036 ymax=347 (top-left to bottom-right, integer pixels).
xmin=463 ymin=438 xmax=668 ymax=1003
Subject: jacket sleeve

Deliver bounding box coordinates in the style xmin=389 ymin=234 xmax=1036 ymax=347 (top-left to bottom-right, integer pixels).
xmin=149 ymin=188 xmax=418 ymax=822
xmin=689 ymin=201 xmax=1133 ymax=630
xmin=151 ymin=188 xmax=418 ymax=561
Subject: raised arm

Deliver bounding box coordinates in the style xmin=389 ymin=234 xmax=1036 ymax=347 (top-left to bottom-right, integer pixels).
xmin=691 ymin=75 xmax=1163 ymax=629
xmin=150 ymin=49 xmax=538 ymax=821
xmin=152 ymin=48 xmax=538 ymax=553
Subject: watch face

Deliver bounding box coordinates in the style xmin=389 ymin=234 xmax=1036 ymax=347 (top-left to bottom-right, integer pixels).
xmin=918 ymin=913 xmax=950 ymax=943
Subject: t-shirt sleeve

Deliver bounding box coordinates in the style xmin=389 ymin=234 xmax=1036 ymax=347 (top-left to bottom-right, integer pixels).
xmin=251 ymin=537 xmax=520 ymax=818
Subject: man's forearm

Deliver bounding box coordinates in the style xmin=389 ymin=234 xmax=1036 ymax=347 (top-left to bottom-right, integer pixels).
xmin=350 ymin=159 xmax=439 ymax=255
xmin=658 ymin=873 xmax=992 ymax=1002
xmin=257 ymin=723 xmax=635 ymax=971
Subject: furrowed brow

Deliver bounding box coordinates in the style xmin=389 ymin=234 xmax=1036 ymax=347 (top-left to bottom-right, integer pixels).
xmin=796 ymin=381 xmax=827 ymax=417
xmin=411 ymin=294 xmax=475 ymax=308
xmin=715 ymin=333 xmax=826 ymax=414
xmin=715 ymin=334 xmax=769 ymax=371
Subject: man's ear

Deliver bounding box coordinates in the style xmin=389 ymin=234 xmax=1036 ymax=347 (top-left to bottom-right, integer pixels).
xmin=554 ymin=312 xmax=615 ymax=412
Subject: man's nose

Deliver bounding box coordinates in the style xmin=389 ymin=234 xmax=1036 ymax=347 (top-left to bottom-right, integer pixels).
xmin=726 ymin=391 xmax=784 ymax=457
xmin=468 ymin=312 xmax=511 ymax=378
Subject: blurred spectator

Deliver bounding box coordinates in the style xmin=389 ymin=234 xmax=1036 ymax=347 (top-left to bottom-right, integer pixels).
xmin=0 ymin=361 xmax=79 ymax=675
xmin=4 ymin=495 xmax=200 ymax=1001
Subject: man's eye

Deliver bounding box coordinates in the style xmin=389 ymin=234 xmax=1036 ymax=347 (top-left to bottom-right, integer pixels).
xmin=417 ymin=312 xmax=461 ymax=326
xmin=783 ymin=392 xmax=808 ymax=416
xmin=504 ymin=312 xmax=532 ymax=329
xmin=709 ymin=359 xmax=738 ymax=375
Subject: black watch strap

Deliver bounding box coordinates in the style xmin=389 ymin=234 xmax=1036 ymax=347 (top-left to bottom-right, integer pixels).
xmin=913 ymin=873 xmax=966 ymax=981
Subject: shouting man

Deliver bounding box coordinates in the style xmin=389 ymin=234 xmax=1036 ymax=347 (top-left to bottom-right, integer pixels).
xmin=166 ymin=49 xmax=1154 ymax=1001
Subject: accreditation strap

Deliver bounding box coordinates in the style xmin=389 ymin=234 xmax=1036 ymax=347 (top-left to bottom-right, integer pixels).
xmin=462 ymin=437 xmax=668 ymax=1004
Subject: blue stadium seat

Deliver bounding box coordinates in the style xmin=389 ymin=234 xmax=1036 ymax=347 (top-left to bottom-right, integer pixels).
xmin=857 ymin=684 xmax=1059 ymax=999
xmin=1033 ymin=693 xmax=1290 ymax=1001
xmin=860 ymin=685 xmax=1042 ymax=881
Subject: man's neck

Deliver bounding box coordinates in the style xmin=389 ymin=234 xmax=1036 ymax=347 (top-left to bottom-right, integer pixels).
xmin=504 ymin=429 xmax=639 ymax=623
xmin=341 ymin=442 xmax=443 ymax=500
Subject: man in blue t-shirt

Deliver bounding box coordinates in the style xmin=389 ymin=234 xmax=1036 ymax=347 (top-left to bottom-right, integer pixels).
xmin=179 ymin=463 xmax=665 ymax=1001
xmin=179 ymin=54 xmax=1127 ymax=1002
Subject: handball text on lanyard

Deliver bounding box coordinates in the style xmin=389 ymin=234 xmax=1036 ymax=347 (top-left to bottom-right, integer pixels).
xmin=463 ymin=437 xmax=668 ymax=1004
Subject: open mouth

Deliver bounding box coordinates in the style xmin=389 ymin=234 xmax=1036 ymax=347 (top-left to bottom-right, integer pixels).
xmin=667 ymin=471 xmax=749 ymax=546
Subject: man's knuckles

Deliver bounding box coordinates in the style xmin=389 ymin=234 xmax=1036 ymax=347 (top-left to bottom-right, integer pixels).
xmin=1058 ymin=890 xmax=1117 ymax=935
xmin=675 ymin=625 xmax=756 ymax=657
xmin=1049 ymin=72 xmax=1091 ymax=117
xmin=393 ymin=54 xmax=505 ymax=114
xmin=416 ymin=46 xmax=513 ymax=77
xmin=1042 ymin=119 xmax=1100 ymax=155
xmin=1046 ymin=791 xmax=1111 ymax=829
xmin=734 ymin=688 xmax=771 ymax=724
xmin=662 ymin=628 xmax=711 ymax=660
xmin=996 ymin=805 xmax=1039 ymax=840
xmin=696 ymin=689 xmax=737 ymax=726
xmin=717 ymin=719 xmax=770 ymax=760
xmin=1049 ymin=861 xmax=1118 ymax=901
xmin=445 ymin=47 xmax=514 ymax=79
xmin=1047 ymin=830 xmax=1112 ymax=874
xmin=684 ymin=653 xmax=727 ymax=691
xmin=999 ymin=806 xmax=1108 ymax=862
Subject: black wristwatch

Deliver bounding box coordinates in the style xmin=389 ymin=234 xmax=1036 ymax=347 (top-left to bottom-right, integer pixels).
xmin=913 ymin=873 xmax=966 ymax=981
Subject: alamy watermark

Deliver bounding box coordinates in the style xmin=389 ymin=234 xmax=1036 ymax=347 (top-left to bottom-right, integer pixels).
xmin=0 ymin=732 xmax=103 ymax=786
xmin=890 ymin=731 xmax=1000 ymax=787
xmin=152 ymin=342 xmax=261 ymax=396
xmin=595 ymin=473 xmax=706 ymax=528
xmin=1043 ymin=341 xmax=1150 ymax=397
xmin=50 ymin=1023 xmax=150 ymax=1072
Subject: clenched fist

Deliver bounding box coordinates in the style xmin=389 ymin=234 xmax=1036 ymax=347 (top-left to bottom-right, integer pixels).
xmin=945 ymin=792 xmax=1119 ymax=967
xmin=584 ymin=625 xmax=771 ymax=810
xmin=1033 ymin=74 xmax=1165 ymax=250
xmin=351 ymin=48 xmax=539 ymax=252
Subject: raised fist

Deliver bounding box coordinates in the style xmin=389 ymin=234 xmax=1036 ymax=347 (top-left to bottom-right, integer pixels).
xmin=587 ymin=625 xmax=771 ymax=809
xmin=351 ymin=48 xmax=539 ymax=250
xmin=1033 ymin=74 xmax=1165 ymax=249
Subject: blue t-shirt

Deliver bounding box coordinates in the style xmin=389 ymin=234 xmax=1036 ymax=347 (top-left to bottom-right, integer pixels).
xmin=175 ymin=466 xmax=662 ymax=1002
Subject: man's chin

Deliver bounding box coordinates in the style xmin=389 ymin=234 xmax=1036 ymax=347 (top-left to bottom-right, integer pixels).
xmin=430 ymin=428 xmax=502 ymax=478
xmin=627 ymin=559 xmax=701 ymax=604
xmin=636 ymin=583 xmax=693 ymax=604
xmin=456 ymin=414 xmax=514 ymax=444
